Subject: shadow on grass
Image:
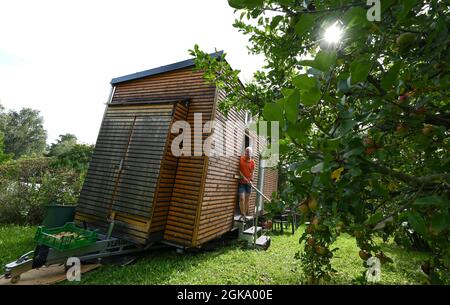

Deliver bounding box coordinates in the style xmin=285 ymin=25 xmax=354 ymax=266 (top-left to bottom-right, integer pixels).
xmin=64 ymin=235 xmax=247 ymax=285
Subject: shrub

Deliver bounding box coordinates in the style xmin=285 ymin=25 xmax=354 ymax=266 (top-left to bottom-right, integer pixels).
xmin=0 ymin=157 xmax=84 ymax=225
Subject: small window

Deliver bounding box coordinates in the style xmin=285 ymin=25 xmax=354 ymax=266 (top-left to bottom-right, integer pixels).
xmin=243 ymin=129 xmax=253 ymax=154
xmin=244 ymin=111 xmax=253 ymax=125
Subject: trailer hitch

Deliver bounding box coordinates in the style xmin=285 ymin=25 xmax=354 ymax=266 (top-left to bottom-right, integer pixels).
xmin=4 ymin=250 xmax=34 ymax=283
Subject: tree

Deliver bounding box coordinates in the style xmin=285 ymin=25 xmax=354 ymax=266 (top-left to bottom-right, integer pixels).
xmin=48 ymin=134 xmax=94 ymax=172
xmin=48 ymin=133 xmax=78 ymax=157
xmin=50 ymin=143 xmax=94 ymax=172
xmin=0 ymin=131 xmax=13 ymax=164
xmin=0 ymin=107 xmax=47 ymax=158
xmin=191 ymin=0 xmax=449 ymax=284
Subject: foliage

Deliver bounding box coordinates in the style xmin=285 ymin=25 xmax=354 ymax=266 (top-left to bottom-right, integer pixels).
xmin=0 ymin=157 xmax=84 ymax=225
xmin=0 ymin=131 xmax=13 ymax=164
xmin=191 ymin=0 xmax=449 ymax=284
xmin=50 ymin=143 xmax=94 ymax=172
xmin=0 ymin=107 xmax=47 ymax=158
xmin=48 ymin=133 xmax=78 ymax=157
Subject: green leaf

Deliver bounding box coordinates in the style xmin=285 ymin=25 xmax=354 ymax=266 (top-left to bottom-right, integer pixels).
xmin=381 ymin=63 xmax=402 ymax=90
xmin=299 ymin=50 xmax=337 ymax=72
xmin=343 ymin=147 xmax=364 ymax=159
xmin=285 ymin=90 xmax=300 ymax=123
xmin=344 ymin=7 xmax=370 ymax=28
xmin=287 ymin=122 xmax=302 ymax=143
xmin=365 ymin=212 xmax=384 ymax=225
xmin=292 ymin=74 xmax=316 ymax=90
xmin=314 ymin=50 xmax=337 ymax=71
xmin=350 ymin=57 xmax=371 ymax=83
xmin=228 ymin=0 xmax=246 ymax=9
xmin=325 ymin=137 xmax=340 ymax=150
xmin=336 ymin=119 xmax=357 ymax=136
xmin=311 ymin=162 xmax=324 ymax=173
xmin=300 ymin=87 xmax=321 ymax=106
xmin=294 ymin=14 xmax=315 ymax=35
xmin=414 ymin=195 xmax=448 ymax=207
xmin=408 ymin=212 xmax=427 ymax=236
xmin=398 ymin=0 xmax=417 ymax=21
xmin=431 ymin=214 xmax=450 ymax=232
xmin=263 ymin=103 xmax=283 ymax=122
xmin=298 ymin=59 xmax=316 ymax=68
xmin=287 ymin=119 xmax=310 ymax=143
xmin=270 ymin=15 xmax=284 ymax=30
xmin=349 ymin=166 xmax=363 ymax=177
xmin=381 ymin=0 xmax=397 ymax=13
xmin=281 ymin=88 xmax=295 ymax=98
xmin=228 ymin=0 xmax=264 ymax=9
xmin=337 ymin=78 xmax=351 ymax=93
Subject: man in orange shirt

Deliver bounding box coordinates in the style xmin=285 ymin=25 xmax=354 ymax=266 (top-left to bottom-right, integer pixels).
xmin=238 ymin=146 xmax=255 ymax=220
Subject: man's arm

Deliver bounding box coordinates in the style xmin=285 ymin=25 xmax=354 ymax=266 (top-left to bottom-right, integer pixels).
xmin=249 ymin=160 xmax=255 ymax=182
xmin=239 ymin=170 xmax=249 ymax=183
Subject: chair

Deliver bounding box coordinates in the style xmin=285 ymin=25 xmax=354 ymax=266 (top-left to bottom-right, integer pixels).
xmin=272 ymin=209 xmax=300 ymax=234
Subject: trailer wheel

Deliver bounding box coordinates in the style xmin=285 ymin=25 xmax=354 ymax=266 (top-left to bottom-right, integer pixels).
xmin=10 ymin=275 xmax=20 ymax=284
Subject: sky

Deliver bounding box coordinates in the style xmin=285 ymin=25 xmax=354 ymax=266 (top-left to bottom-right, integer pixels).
xmin=0 ymin=0 xmax=265 ymax=145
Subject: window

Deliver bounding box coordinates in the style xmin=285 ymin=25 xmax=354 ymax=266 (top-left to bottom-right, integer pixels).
xmin=243 ymin=129 xmax=253 ymax=154
xmin=244 ymin=111 xmax=253 ymax=125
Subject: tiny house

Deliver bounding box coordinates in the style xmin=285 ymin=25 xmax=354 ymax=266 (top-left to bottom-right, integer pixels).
xmin=74 ymin=52 xmax=278 ymax=248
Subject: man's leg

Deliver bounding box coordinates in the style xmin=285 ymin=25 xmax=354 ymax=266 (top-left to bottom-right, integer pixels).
xmin=244 ymin=191 xmax=251 ymax=216
xmin=239 ymin=190 xmax=246 ymax=216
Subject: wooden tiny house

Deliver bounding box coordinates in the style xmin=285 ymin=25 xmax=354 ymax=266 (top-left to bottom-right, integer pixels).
xmin=74 ymin=52 xmax=278 ymax=248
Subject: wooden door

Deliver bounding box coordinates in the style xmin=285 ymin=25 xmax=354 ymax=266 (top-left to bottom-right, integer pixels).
xmin=76 ymin=103 xmax=175 ymax=243
xmin=110 ymin=114 xmax=172 ymax=219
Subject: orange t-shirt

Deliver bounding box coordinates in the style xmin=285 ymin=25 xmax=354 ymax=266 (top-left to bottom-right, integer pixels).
xmin=239 ymin=156 xmax=255 ymax=184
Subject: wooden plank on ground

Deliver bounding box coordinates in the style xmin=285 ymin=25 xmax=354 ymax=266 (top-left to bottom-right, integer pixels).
xmin=0 ymin=263 xmax=101 ymax=285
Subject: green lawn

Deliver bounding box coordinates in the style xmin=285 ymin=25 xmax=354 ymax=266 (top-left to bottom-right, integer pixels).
xmin=0 ymin=225 xmax=430 ymax=284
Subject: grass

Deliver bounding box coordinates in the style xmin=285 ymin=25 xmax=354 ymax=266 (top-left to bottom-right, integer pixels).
xmin=0 ymin=225 xmax=37 ymax=275
xmin=0 ymin=224 xmax=430 ymax=284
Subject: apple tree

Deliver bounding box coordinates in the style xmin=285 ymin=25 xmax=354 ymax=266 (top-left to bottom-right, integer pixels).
xmin=191 ymin=0 xmax=449 ymax=284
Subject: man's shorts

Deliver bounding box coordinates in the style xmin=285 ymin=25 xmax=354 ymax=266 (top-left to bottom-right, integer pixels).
xmin=238 ymin=183 xmax=251 ymax=195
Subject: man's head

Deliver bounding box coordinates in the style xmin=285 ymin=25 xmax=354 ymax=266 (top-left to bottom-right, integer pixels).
xmin=244 ymin=146 xmax=253 ymax=158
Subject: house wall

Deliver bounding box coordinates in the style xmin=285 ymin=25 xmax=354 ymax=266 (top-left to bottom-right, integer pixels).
xmin=109 ymin=67 xmax=215 ymax=246
xmin=193 ymin=89 xmax=266 ymax=246
xmin=263 ymin=167 xmax=278 ymax=201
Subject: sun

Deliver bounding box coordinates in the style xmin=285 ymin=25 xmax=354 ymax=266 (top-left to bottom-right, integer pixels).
xmin=323 ymin=21 xmax=343 ymax=44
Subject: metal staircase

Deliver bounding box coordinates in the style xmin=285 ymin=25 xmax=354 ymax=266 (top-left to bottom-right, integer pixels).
xmin=233 ymin=182 xmax=272 ymax=250
xmin=233 ymin=215 xmax=270 ymax=250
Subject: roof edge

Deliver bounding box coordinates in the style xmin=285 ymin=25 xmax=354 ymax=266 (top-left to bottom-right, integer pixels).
xmin=110 ymin=51 xmax=224 ymax=85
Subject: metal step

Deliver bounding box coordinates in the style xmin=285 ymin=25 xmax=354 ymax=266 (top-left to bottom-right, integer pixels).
xmin=255 ymin=235 xmax=271 ymax=250
xmin=233 ymin=215 xmax=255 ymax=222
xmin=242 ymin=226 xmax=262 ymax=235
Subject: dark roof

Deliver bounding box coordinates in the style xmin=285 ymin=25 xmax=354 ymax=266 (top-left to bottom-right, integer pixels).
xmin=110 ymin=51 xmax=224 ymax=85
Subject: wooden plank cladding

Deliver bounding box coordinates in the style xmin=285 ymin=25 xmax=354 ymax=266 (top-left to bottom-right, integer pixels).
xmin=148 ymin=102 xmax=189 ymax=236
xmin=75 ymin=103 xmax=177 ymax=244
xmin=193 ymin=88 xmax=266 ymax=246
xmin=75 ymin=54 xmax=278 ymax=248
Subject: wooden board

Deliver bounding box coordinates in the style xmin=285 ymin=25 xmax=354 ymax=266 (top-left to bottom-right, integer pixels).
xmin=0 ymin=264 xmax=100 ymax=285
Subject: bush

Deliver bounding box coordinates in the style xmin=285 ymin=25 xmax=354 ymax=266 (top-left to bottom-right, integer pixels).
xmin=0 ymin=157 xmax=85 ymax=225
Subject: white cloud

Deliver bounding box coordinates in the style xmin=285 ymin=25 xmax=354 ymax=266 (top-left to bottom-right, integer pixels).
xmin=0 ymin=0 xmax=264 ymax=144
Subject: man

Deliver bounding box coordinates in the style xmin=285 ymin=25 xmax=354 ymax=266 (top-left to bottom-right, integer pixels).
xmin=238 ymin=146 xmax=255 ymax=221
